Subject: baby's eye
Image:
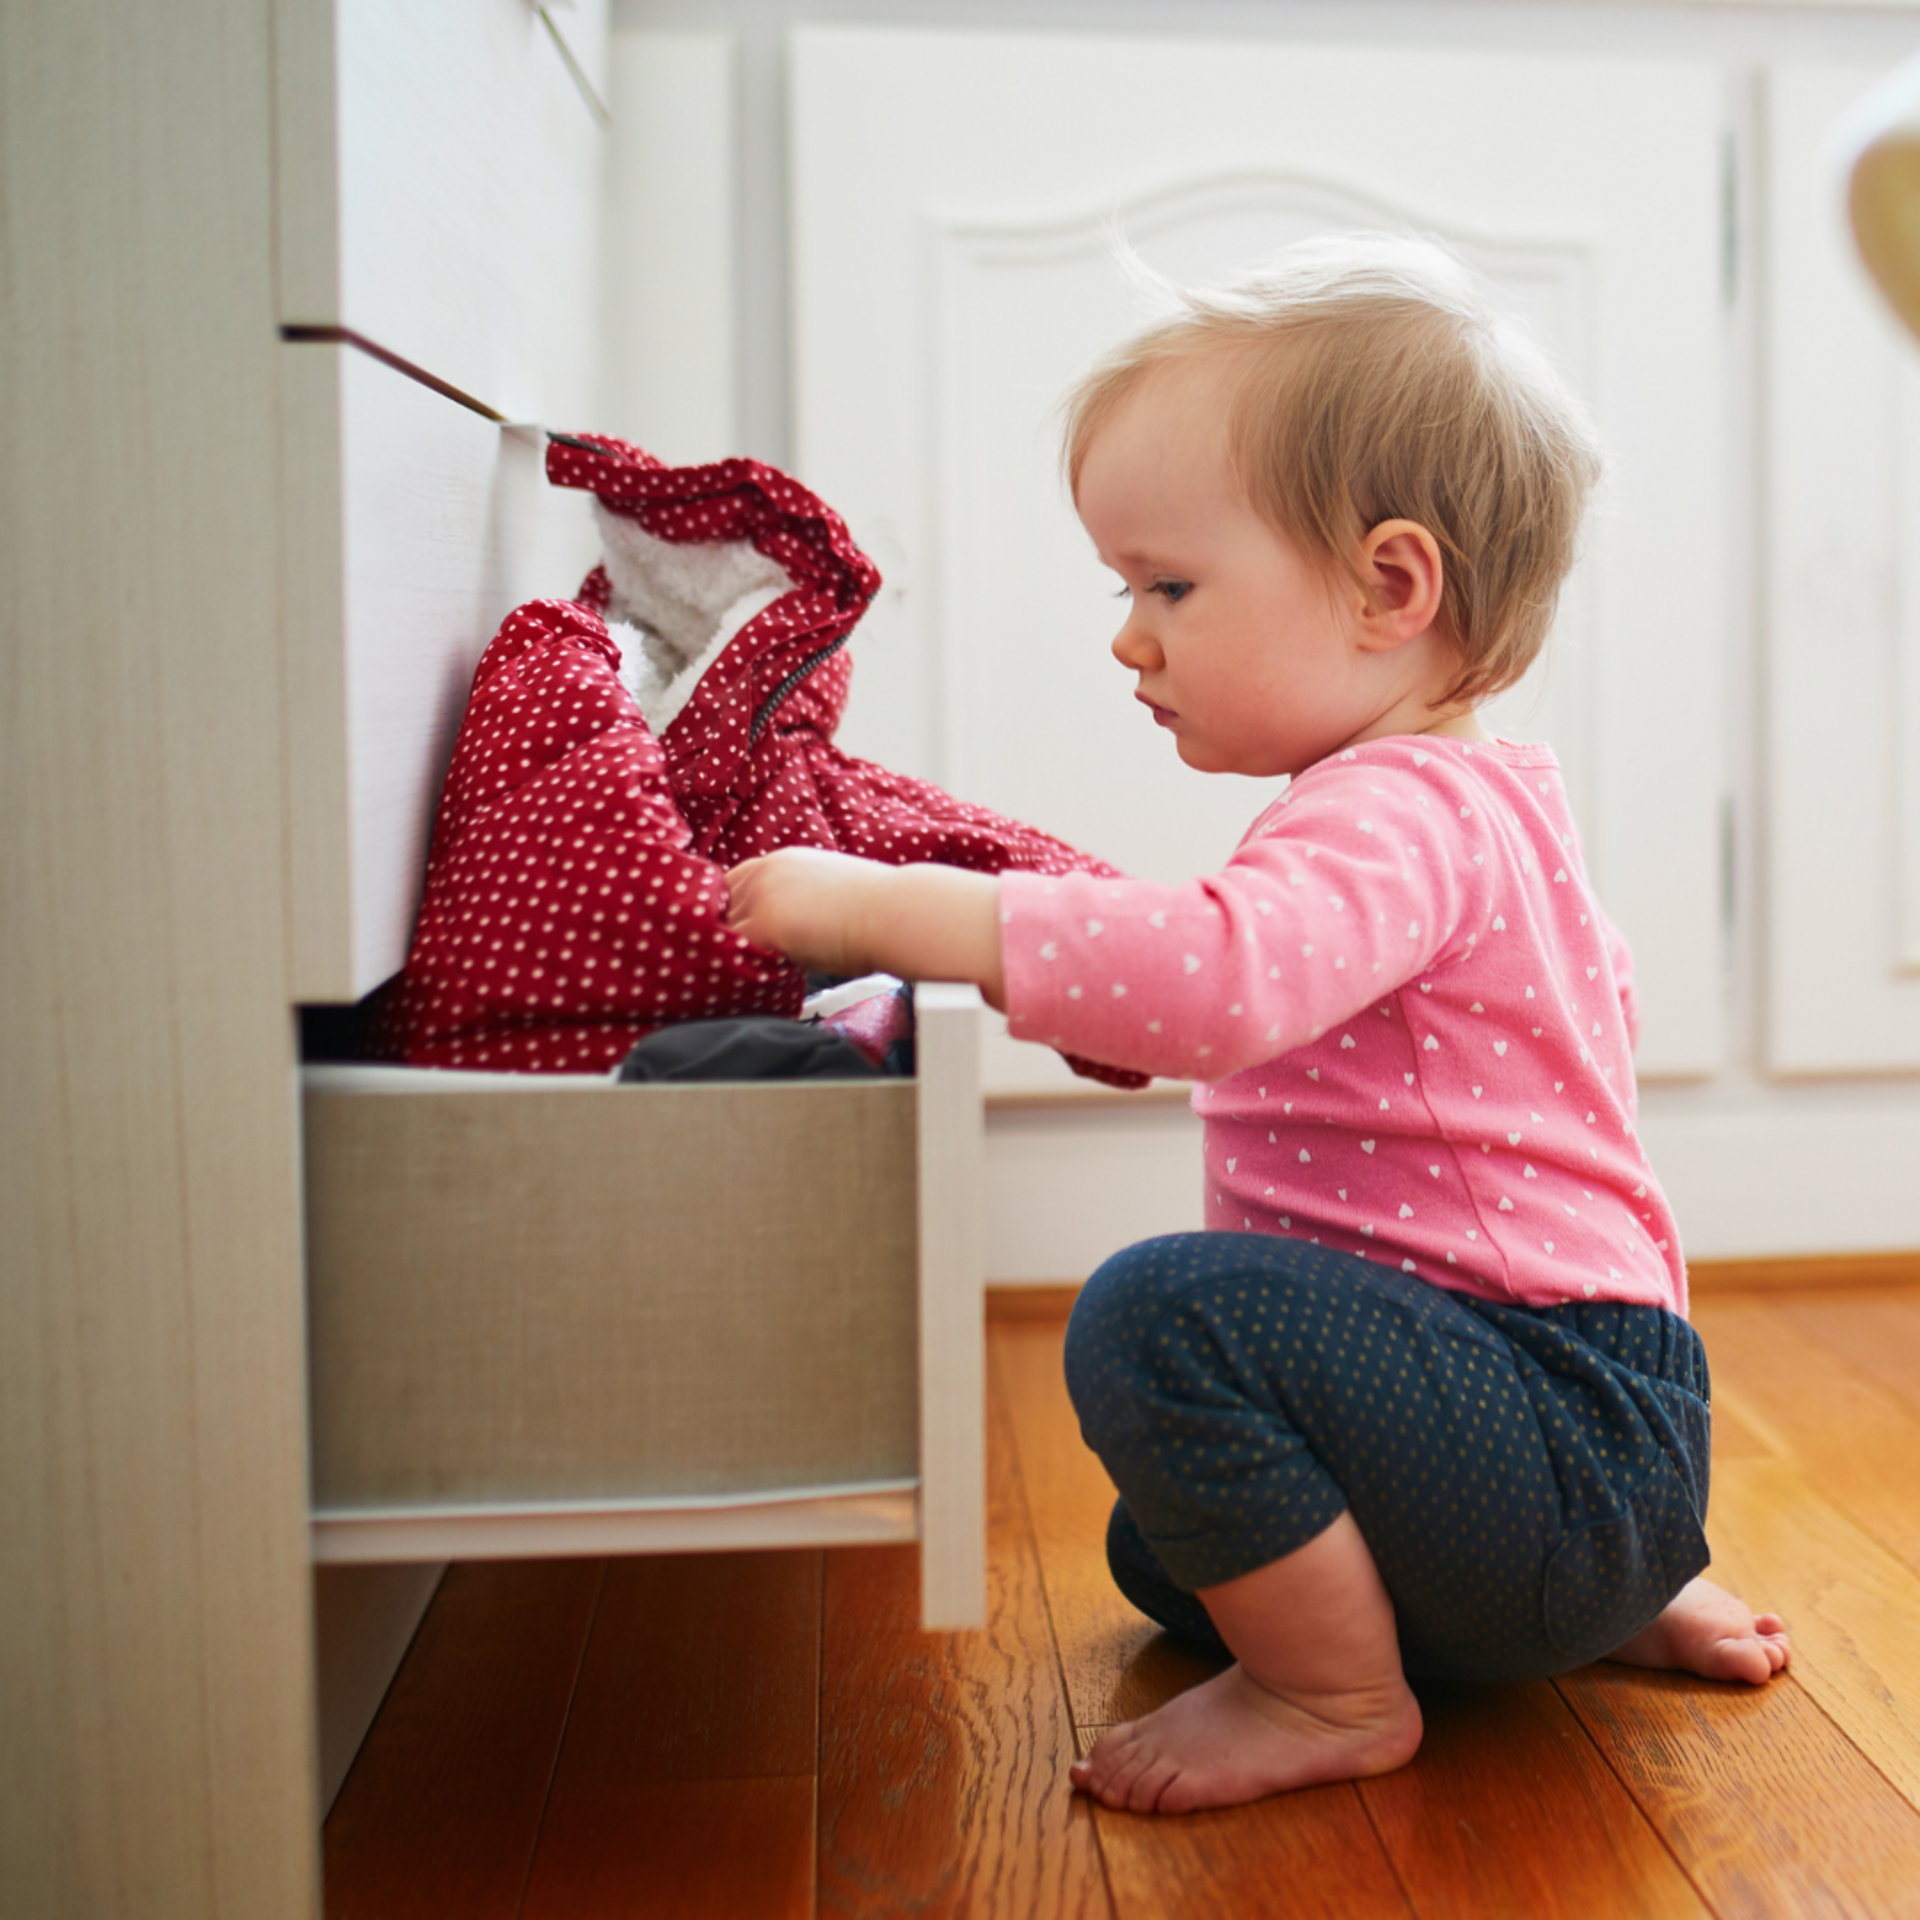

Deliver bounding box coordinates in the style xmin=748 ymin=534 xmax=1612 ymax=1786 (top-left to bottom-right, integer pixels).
xmin=1149 ymin=579 xmax=1193 ymax=604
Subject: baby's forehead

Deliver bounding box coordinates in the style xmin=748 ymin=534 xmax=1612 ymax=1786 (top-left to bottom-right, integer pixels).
xmin=1099 ymin=346 xmax=1303 ymax=489
xmin=1124 ymin=342 xmax=1250 ymax=414
xmin=1087 ymin=352 xmax=1241 ymax=465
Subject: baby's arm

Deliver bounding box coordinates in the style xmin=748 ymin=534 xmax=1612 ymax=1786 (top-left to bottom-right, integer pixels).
xmin=726 ymin=848 xmax=1007 ymax=1007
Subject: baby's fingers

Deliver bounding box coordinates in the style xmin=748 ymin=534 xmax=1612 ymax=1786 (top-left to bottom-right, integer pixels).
xmin=723 ymin=848 xmax=869 ymax=971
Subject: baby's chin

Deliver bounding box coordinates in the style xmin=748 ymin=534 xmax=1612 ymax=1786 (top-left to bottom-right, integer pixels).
xmin=1171 ymin=737 xmax=1305 ymax=780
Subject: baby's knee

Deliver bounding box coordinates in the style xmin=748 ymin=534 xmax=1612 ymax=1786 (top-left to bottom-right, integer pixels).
xmin=1066 ymin=1233 xmax=1200 ymax=1360
xmin=1063 ymin=1234 xmax=1214 ymax=1427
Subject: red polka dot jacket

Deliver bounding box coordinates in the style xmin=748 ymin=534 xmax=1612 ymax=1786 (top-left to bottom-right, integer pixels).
xmin=375 ymin=432 xmax=1146 ymax=1084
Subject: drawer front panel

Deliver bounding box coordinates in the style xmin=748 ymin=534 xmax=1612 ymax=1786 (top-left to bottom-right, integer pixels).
xmin=305 ymin=1081 xmax=920 ymax=1508
xmin=284 ymin=342 xmax=603 ymax=1001
xmin=277 ymin=0 xmax=606 ymax=425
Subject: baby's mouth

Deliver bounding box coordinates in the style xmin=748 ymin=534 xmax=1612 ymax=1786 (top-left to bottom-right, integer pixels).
xmin=1137 ymin=693 xmax=1176 ymax=727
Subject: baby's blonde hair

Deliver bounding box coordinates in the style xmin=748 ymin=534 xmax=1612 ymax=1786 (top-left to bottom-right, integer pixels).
xmin=1063 ymin=235 xmax=1604 ymax=707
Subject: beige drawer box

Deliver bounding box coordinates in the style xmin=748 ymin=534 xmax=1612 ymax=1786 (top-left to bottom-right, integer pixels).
xmin=304 ymin=987 xmax=986 ymax=1629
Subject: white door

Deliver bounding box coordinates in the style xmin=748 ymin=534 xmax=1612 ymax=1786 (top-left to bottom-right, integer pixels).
xmin=791 ymin=26 xmax=1729 ymax=1090
xmin=1764 ymin=58 xmax=1920 ymax=1074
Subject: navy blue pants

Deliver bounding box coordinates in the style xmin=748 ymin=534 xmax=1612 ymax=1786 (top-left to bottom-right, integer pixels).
xmin=1063 ymin=1233 xmax=1712 ymax=1683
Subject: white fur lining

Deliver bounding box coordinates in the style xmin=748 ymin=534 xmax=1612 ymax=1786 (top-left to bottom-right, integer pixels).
xmin=609 ymin=580 xmax=788 ymax=734
xmin=595 ymin=500 xmax=796 ymax=734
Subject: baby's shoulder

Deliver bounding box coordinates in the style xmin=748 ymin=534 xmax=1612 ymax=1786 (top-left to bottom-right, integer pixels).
xmin=1264 ymin=737 xmax=1530 ymax=836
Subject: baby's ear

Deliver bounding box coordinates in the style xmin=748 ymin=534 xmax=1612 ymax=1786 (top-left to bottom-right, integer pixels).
xmin=1355 ymin=520 xmax=1444 ymax=648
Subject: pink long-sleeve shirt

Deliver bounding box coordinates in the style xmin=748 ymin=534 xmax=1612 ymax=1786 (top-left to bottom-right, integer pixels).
xmin=1000 ymin=736 xmax=1686 ymax=1314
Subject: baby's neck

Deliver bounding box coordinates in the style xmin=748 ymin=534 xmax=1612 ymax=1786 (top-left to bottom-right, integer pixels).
xmin=1342 ymin=705 xmax=1487 ymax=758
xmin=1418 ymin=707 xmax=1488 ymax=744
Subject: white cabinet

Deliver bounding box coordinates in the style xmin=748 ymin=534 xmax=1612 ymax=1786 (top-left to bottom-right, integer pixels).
xmin=791 ymin=26 xmax=1731 ymax=1090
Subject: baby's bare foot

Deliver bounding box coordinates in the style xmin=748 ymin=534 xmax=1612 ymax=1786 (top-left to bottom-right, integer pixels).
xmin=1608 ymin=1576 xmax=1790 ymax=1685
xmin=1068 ymin=1663 xmax=1423 ymax=1815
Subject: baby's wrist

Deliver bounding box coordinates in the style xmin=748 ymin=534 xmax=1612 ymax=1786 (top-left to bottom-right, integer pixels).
xmin=846 ymin=861 xmax=898 ymax=974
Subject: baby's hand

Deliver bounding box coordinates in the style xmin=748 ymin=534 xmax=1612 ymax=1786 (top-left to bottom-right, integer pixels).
xmin=725 ymin=847 xmax=891 ymax=976
xmin=728 ymin=851 xmax=1008 ymax=1004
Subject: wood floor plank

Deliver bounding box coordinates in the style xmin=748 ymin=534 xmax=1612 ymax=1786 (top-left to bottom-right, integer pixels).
xmin=990 ymin=1322 xmax=1224 ymax=1728
xmin=550 ymin=1551 xmax=821 ymax=1782
xmin=1695 ymin=1296 xmax=1920 ymax=1576
xmin=518 ymin=1552 xmax=821 ymax=1919
xmin=1557 ymin=1661 xmax=1920 ymax=1918
xmin=322 ymin=1558 xmax=604 ymax=1920
xmin=1707 ymin=1393 xmax=1772 ymax=1462
xmin=1769 ymin=1286 xmax=1920 ymax=1426
xmin=1357 ymin=1680 xmax=1706 ymax=1920
xmin=816 ymin=1371 xmax=1111 ymax=1920
xmin=1702 ymin=1456 xmax=1920 ymax=1816
xmin=523 ymin=1776 xmax=815 ymax=1920
xmin=1090 ymin=1784 xmax=1412 ymax=1920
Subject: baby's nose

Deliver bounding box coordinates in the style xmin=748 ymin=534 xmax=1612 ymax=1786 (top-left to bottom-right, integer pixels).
xmin=1111 ymin=617 xmax=1156 ymax=669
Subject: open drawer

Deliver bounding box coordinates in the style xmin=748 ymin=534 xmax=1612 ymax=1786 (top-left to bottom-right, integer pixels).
xmin=303 ymin=985 xmax=985 ymax=1628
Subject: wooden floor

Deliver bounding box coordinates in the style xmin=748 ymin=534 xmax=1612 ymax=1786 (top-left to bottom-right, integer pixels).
xmin=323 ymin=1286 xmax=1920 ymax=1918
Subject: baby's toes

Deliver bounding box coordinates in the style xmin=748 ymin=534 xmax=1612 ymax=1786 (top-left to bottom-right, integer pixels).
xmin=1075 ymin=1723 xmax=1142 ymax=1800
xmin=1762 ymin=1630 xmax=1791 ymax=1673
xmin=1088 ymin=1729 xmax=1170 ymax=1812
xmin=1122 ymin=1755 xmax=1182 ymax=1815
xmin=1158 ymin=1766 xmax=1228 ymax=1816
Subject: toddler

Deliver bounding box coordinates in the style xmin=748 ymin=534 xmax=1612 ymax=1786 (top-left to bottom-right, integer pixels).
xmin=726 ymin=235 xmax=1788 ymax=1815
